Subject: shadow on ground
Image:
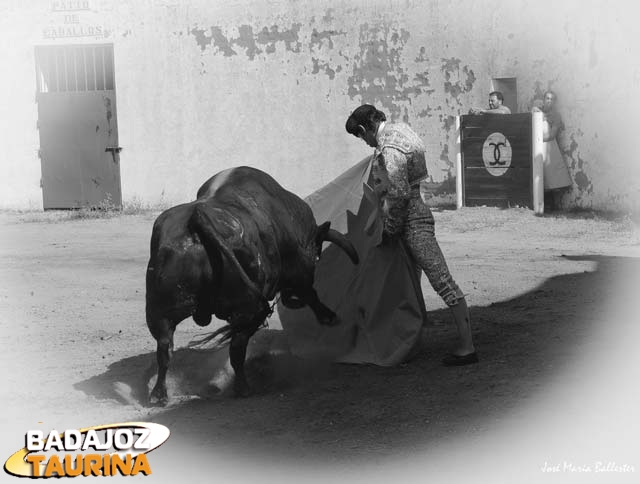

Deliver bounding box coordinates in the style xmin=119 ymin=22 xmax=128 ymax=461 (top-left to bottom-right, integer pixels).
xmin=74 ymin=255 xmax=639 ymax=463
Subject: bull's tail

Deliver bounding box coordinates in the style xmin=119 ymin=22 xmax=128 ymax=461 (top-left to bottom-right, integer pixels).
xmin=188 ymin=323 xmax=233 ymax=349
xmin=188 ymin=303 xmax=272 ymax=349
xmin=189 ymin=203 xmax=265 ymax=302
xmin=188 ymin=204 xmax=272 ymax=347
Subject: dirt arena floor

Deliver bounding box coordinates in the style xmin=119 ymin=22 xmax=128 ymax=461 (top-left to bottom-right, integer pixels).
xmin=1 ymin=206 xmax=640 ymax=483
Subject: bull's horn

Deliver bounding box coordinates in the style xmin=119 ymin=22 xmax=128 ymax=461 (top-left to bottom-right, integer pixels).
xmin=324 ymin=228 xmax=359 ymax=264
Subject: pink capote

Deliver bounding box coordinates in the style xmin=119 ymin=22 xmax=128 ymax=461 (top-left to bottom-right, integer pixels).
xmin=276 ymin=157 xmax=427 ymax=366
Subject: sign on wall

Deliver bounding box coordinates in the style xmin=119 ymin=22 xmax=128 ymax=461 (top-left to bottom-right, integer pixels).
xmin=43 ymin=1 xmax=109 ymax=41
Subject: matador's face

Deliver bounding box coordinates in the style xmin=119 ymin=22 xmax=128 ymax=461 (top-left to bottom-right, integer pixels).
xmin=357 ymin=125 xmax=378 ymax=148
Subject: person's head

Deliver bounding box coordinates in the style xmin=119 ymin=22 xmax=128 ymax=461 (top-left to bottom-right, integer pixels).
xmin=543 ymin=90 xmax=557 ymax=112
xmin=345 ymin=104 xmax=387 ymax=147
xmin=488 ymin=91 xmax=505 ymax=109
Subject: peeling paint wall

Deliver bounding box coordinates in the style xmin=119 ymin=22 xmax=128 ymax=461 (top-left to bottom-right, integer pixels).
xmin=1 ymin=0 xmax=639 ymax=212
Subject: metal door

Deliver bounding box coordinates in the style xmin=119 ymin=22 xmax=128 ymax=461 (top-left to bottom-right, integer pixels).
xmin=35 ymin=44 xmax=122 ymax=209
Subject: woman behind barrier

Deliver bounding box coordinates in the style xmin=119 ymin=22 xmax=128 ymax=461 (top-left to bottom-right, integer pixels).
xmin=532 ymin=91 xmax=572 ymax=210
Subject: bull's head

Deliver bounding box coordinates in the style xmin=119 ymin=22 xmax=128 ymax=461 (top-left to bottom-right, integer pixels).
xmin=314 ymin=221 xmax=359 ymax=264
xmin=279 ymin=222 xmax=359 ymax=311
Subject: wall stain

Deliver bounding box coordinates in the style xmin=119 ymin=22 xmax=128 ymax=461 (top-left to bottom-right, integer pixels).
xmin=347 ymin=23 xmax=428 ymax=120
xmin=307 ymin=28 xmax=347 ymax=79
xmin=322 ymin=9 xmax=335 ymax=23
xmin=236 ymin=25 xmax=260 ymax=60
xmin=211 ymin=27 xmax=237 ymax=56
xmin=401 ymin=107 xmax=410 ymax=124
xmin=309 ymin=28 xmax=345 ymax=51
xmin=439 ymin=144 xmax=449 ymax=164
xmin=412 ymin=72 xmax=434 ymax=98
xmin=414 ymin=47 xmax=436 ymax=115
xmin=441 ymin=57 xmax=460 ymax=73
xmin=441 ymin=57 xmax=475 ymax=102
xmin=563 ymin=132 xmax=593 ymax=197
xmin=189 ymin=23 xmax=302 ymax=57
xmin=573 ymin=170 xmax=593 ymax=194
xmin=311 ymin=58 xmax=340 ymax=79
xmin=189 ymin=26 xmax=237 ymax=56
xmin=190 ymin=26 xmax=213 ymax=52
xmin=464 ymin=67 xmax=476 ymax=92
xmin=435 ymin=114 xmax=457 ymax=171
xmin=256 ymin=24 xmax=302 ymax=54
xmin=415 ymin=46 xmax=429 ymax=63
xmin=436 ymin=57 xmax=471 ymax=173
xmin=441 ymin=114 xmax=456 ymax=132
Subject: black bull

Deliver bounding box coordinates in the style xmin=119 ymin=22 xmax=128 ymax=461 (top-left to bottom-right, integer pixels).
xmin=146 ymin=166 xmax=359 ymax=404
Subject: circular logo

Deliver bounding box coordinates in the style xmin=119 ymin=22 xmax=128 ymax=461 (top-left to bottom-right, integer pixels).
xmin=482 ymin=132 xmax=512 ymax=176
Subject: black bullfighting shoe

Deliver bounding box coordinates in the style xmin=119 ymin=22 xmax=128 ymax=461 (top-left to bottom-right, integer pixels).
xmin=442 ymin=352 xmax=479 ymax=367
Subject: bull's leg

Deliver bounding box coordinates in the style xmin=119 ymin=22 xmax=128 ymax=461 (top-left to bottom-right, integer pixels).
xmin=229 ymin=331 xmax=251 ymax=397
xmin=149 ymin=318 xmax=175 ymax=406
xmin=228 ymin=313 xmax=264 ymax=398
xmin=298 ymin=287 xmax=339 ymax=326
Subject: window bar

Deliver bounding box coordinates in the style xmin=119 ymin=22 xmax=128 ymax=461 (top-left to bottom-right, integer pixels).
xmin=101 ymin=46 xmax=106 ymax=90
xmin=35 ymin=50 xmax=42 ymax=93
xmin=63 ymin=47 xmax=69 ymax=92
xmin=92 ymin=46 xmax=97 ymax=90
xmin=73 ymin=47 xmax=78 ymax=92
xmin=105 ymin=47 xmax=111 ymax=90
xmin=49 ymin=49 xmax=53 ymax=92
xmin=39 ymin=56 xmax=46 ymax=93
xmin=83 ymin=47 xmax=88 ymax=92
xmin=54 ymin=48 xmax=61 ymax=92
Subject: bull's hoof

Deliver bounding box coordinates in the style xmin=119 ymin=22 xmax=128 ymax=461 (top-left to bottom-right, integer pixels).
xmin=148 ymin=386 xmax=168 ymax=407
xmin=281 ymin=291 xmax=306 ymax=309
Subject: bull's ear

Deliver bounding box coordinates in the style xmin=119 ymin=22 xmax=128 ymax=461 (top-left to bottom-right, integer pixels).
xmin=315 ymin=221 xmax=331 ymax=244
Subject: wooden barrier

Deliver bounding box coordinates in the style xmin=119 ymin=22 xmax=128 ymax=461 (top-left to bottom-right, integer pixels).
xmin=455 ymin=112 xmax=544 ymax=214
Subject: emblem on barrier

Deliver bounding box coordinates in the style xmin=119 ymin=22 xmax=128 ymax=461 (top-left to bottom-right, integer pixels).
xmin=482 ymin=132 xmax=512 ymax=176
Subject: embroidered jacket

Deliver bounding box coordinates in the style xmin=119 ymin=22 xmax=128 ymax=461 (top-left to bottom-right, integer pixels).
xmin=371 ymin=123 xmax=428 ymax=236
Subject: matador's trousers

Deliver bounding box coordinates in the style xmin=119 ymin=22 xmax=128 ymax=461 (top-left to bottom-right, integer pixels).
xmin=401 ymin=196 xmax=464 ymax=307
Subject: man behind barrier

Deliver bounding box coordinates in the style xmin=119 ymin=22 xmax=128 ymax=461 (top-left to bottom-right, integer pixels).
xmin=469 ymin=91 xmax=511 ymax=115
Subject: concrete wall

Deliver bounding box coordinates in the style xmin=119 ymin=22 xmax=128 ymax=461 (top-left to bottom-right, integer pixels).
xmin=2 ymin=0 xmax=638 ymax=212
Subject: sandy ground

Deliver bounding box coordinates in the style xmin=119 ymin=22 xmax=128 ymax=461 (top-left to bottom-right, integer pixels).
xmin=1 ymin=206 xmax=640 ymax=483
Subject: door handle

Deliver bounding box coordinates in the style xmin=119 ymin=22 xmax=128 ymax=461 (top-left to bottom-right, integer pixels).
xmin=105 ymin=146 xmax=122 ymax=164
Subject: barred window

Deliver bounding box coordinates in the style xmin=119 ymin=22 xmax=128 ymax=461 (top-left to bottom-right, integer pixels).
xmin=35 ymin=44 xmax=114 ymax=93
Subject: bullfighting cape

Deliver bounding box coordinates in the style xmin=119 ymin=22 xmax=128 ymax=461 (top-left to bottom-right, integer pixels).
xmin=277 ymin=157 xmax=427 ymax=366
